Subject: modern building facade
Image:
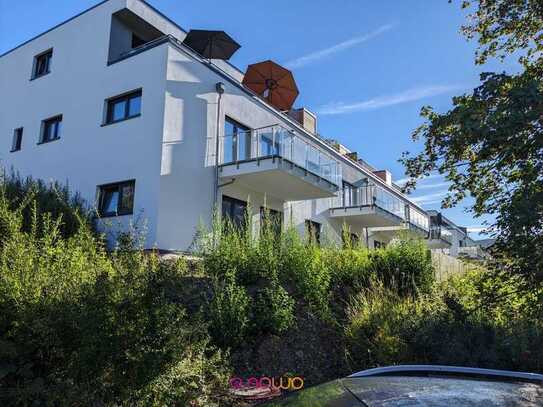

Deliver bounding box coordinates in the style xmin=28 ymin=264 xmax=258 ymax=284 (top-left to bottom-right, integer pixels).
xmin=0 ymin=0 xmax=431 ymax=252
xmin=427 ymin=210 xmax=489 ymax=260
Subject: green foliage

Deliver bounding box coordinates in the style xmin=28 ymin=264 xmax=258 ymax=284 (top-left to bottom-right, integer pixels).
xmin=254 ymin=283 xmax=295 ymax=335
xmin=0 ymin=178 xmax=230 ymax=405
xmin=346 ymin=270 xmax=543 ymax=373
xmin=402 ymin=1 xmax=543 ymax=280
xmin=458 ymin=0 xmax=543 ymax=65
xmin=208 ymin=280 xmax=251 ymax=348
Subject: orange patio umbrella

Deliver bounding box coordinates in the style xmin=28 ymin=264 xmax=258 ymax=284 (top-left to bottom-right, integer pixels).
xmin=242 ymin=60 xmax=299 ymax=111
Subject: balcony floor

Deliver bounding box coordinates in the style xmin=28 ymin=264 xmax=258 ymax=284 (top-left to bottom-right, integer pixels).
xmin=329 ymin=205 xmax=404 ymax=228
xmin=219 ymin=156 xmax=338 ymax=201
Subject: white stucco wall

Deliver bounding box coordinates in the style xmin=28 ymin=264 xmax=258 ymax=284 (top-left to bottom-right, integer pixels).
xmin=0 ymin=0 xmax=168 ymax=247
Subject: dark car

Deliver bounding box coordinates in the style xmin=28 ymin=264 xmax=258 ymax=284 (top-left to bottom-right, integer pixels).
xmin=263 ymin=365 xmax=543 ymax=406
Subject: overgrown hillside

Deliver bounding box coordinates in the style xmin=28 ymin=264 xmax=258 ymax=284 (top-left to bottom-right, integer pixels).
xmin=0 ymin=176 xmax=542 ymax=406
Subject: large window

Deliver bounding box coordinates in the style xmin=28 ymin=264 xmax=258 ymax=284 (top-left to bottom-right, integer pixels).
xmin=305 ymin=220 xmax=321 ymax=245
xmin=224 ymin=117 xmax=250 ymax=163
xmin=97 ymin=180 xmax=135 ymax=217
xmin=40 ymin=115 xmax=62 ymax=143
xmin=11 ymin=128 xmax=23 ymax=152
xmin=222 ymin=195 xmax=247 ymax=229
xmin=105 ymin=89 xmax=142 ymax=124
xmin=32 ymin=49 xmax=53 ymax=79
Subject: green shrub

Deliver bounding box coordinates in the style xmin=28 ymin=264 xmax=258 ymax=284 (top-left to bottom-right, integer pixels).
xmin=346 ymin=271 xmax=543 ymax=373
xmin=369 ymin=238 xmax=434 ymax=295
xmin=0 ymin=178 xmax=230 ymax=405
xmin=254 ymin=283 xmax=295 ymax=334
xmin=208 ymin=280 xmax=251 ymax=348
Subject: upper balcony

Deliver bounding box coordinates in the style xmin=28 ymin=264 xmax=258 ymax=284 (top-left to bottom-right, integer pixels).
xmin=329 ymin=185 xmax=430 ymax=235
xmin=218 ymin=125 xmax=341 ymax=201
xmin=428 ymin=226 xmax=454 ymax=248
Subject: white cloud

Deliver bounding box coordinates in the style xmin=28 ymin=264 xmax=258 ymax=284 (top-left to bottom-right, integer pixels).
xmin=396 ymin=173 xmax=443 ymax=186
xmin=316 ymin=85 xmax=462 ymax=115
xmin=411 ymin=190 xmax=449 ymax=204
xmin=413 ymin=181 xmax=451 ymax=190
xmin=284 ymin=24 xmax=394 ymax=69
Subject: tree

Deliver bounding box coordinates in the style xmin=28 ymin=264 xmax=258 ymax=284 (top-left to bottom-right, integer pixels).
xmin=401 ymin=1 xmax=543 ymax=279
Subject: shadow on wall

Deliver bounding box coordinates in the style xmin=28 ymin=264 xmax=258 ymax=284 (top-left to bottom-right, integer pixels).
xmin=156 ymin=60 xmax=221 ymax=250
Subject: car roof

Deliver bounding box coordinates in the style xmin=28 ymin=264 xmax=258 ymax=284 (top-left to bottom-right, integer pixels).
xmin=349 ymin=365 xmax=543 ymax=382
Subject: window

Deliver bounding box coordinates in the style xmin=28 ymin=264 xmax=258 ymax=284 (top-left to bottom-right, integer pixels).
xmin=305 ymin=220 xmax=321 ymax=245
xmin=11 ymin=128 xmax=23 ymax=152
xmin=98 ymin=180 xmax=135 ymax=217
xmin=260 ymin=207 xmax=282 ymax=236
xmin=222 ymin=195 xmax=247 ymax=229
xmin=40 ymin=115 xmax=62 ymax=143
xmin=105 ymin=89 xmax=142 ymax=124
xmin=224 ymin=117 xmax=250 ymax=163
xmin=32 ymin=49 xmax=53 ymax=79
xmin=374 ymin=240 xmax=385 ymax=249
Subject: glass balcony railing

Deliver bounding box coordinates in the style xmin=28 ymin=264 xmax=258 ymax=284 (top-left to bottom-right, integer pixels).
xmin=331 ymin=185 xmax=406 ymax=220
xmin=220 ymin=124 xmax=342 ymax=186
xmin=429 ymin=226 xmax=453 ymax=243
xmin=407 ymin=206 xmax=430 ymax=231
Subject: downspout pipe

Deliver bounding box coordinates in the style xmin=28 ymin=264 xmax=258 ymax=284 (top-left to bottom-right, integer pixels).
xmin=214 ymin=82 xmax=225 ymax=209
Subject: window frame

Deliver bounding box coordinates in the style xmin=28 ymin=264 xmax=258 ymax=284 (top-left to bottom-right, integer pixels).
xmin=11 ymin=127 xmax=23 ymax=152
xmin=224 ymin=116 xmax=251 ymax=162
xmin=103 ymin=89 xmax=142 ymax=126
xmin=31 ymin=49 xmax=53 ymax=80
xmin=38 ymin=115 xmax=63 ymax=144
xmin=97 ymin=180 xmax=136 ymax=218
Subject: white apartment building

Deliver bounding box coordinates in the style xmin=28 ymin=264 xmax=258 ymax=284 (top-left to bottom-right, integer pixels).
xmin=0 ymin=0 xmax=430 ymax=252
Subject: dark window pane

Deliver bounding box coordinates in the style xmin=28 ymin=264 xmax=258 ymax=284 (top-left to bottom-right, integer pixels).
xmin=11 ymin=128 xmax=23 ymax=151
xmin=222 ymin=195 xmax=247 ymax=229
xmin=120 ymin=184 xmax=135 ymax=213
xmin=128 ymin=95 xmax=141 ymax=117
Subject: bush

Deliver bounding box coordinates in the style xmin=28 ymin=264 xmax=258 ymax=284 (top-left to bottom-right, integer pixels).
xmin=254 ymin=283 xmax=295 ymax=335
xmin=208 ymin=280 xmax=251 ymax=348
xmin=345 ymin=270 xmax=543 ymax=373
xmin=0 ymin=178 xmax=230 ymax=405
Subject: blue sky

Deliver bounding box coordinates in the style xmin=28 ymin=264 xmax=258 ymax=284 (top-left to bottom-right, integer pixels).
xmin=0 ymin=0 xmax=517 ymax=238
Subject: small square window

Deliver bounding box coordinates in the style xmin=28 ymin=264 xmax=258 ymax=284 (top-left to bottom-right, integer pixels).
xmin=11 ymin=128 xmax=23 ymax=152
xmin=105 ymin=89 xmax=142 ymax=125
xmin=40 ymin=115 xmax=62 ymax=143
xmin=32 ymin=49 xmax=53 ymax=79
xmin=98 ymin=180 xmax=135 ymax=217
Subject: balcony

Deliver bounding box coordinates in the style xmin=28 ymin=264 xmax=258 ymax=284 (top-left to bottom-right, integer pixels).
xmin=329 ymin=185 xmax=406 ymax=228
xmin=458 ymin=245 xmax=487 ymax=260
xmin=218 ymin=125 xmax=341 ymax=201
xmin=428 ymin=226 xmax=453 ymax=248
xmin=406 ymin=206 xmax=430 ymax=235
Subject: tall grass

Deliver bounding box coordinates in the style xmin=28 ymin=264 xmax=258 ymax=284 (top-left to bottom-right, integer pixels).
xmin=0 ymin=176 xmax=230 ymax=406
